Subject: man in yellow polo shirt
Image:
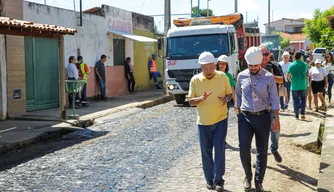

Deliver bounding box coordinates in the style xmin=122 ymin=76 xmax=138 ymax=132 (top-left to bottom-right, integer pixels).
xmin=188 ymin=51 xmax=232 ymax=192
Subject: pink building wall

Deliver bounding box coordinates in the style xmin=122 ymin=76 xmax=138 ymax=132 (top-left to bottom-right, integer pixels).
xmin=86 ymin=66 xmax=127 ymax=98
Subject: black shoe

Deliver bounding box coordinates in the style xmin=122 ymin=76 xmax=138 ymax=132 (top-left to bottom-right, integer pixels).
xmin=243 ymin=176 xmax=252 ymax=191
xmin=214 ymin=181 xmax=224 ymax=192
xmin=272 ymin=151 xmax=282 ymax=163
xmin=206 ymin=181 xmax=214 ymax=190
xmin=82 ymin=103 xmax=90 ymax=107
xmin=255 ymin=183 xmax=264 ymax=192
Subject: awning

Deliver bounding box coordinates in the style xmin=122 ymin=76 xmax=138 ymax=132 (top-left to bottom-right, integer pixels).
xmin=109 ymin=31 xmax=157 ymax=43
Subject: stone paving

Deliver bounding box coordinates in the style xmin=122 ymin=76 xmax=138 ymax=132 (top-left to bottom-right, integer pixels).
xmin=0 ymin=101 xmax=320 ymax=191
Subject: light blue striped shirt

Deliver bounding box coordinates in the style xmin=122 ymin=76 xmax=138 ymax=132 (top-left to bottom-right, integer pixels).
xmin=235 ymin=68 xmax=279 ymax=112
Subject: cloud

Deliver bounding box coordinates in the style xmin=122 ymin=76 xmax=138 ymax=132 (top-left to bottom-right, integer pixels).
xmin=238 ymin=0 xmax=261 ymax=13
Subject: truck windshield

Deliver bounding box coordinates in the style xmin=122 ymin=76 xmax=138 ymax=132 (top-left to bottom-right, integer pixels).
xmin=167 ymin=34 xmax=229 ymax=60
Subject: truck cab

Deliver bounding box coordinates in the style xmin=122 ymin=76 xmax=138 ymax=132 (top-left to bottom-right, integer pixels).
xmin=164 ymin=24 xmax=239 ymax=104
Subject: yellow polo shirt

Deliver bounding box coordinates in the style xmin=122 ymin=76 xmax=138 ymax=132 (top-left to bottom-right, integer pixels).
xmin=188 ymin=71 xmax=232 ymax=125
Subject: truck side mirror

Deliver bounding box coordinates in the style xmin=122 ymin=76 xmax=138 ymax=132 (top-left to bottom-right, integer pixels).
xmin=238 ymin=36 xmax=244 ymax=50
xmin=158 ymin=38 xmax=162 ymax=50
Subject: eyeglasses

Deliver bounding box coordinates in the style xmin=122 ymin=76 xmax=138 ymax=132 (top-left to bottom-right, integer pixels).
xmin=263 ymin=53 xmax=270 ymax=56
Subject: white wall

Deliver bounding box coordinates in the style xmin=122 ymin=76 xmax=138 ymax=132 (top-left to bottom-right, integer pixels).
xmin=0 ymin=34 xmax=7 ymax=120
xmin=23 ymin=2 xmax=134 ymax=68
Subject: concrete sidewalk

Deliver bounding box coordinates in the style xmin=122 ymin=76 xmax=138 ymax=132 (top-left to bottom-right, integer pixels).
xmin=0 ymin=87 xmax=173 ymax=153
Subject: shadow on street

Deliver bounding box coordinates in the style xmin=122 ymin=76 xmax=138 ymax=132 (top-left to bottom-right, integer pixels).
xmin=0 ymin=129 xmax=108 ymax=172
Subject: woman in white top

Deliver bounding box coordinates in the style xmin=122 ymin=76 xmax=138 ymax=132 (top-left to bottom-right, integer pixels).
xmin=309 ymin=59 xmax=328 ymax=112
xmin=279 ymin=51 xmax=291 ymax=109
xmin=322 ymin=52 xmax=334 ymax=104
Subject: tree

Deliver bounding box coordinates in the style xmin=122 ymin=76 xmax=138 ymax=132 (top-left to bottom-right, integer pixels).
xmin=303 ymin=6 xmax=334 ymax=48
xmin=279 ymin=37 xmax=290 ymax=49
xmin=192 ymin=6 xmax=213 ymax=17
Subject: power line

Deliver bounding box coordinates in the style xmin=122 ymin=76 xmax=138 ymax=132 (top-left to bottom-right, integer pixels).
xmin=139 ymin=0 xmax=146 ymax=13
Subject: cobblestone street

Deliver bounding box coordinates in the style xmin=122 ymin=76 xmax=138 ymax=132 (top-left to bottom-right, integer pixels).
xmin=0 ymin=101 xmax=320 ymax=191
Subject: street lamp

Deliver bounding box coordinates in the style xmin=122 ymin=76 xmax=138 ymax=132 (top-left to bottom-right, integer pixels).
xmin=207 ymin=0 xmax=211 ymax=17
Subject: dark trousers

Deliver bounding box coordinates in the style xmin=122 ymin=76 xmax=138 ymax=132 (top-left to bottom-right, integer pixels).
xmin=98 ymin=79 xmax=106 ymax=99
xmin=292 ymin=90 xmax=306 ymax=118
xmin=151 ymin=72 xmax=161 ymax=84
xmin=127 ymin=72 xmax=136 ymax=92
xmin=238 ymin=112 xmax=271 ymax=184
xmin=198 ymin=119 xmax=228 ymax=184
xmin=81 ymin=83 xmax=87 ymax=103
xmin=323 ymin=74 xmax=333 ymax=101
xmin=68 ymin=77 xmax=79 ymax=106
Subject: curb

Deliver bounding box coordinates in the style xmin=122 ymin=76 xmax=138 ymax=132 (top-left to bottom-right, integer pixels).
xmin=73 ymin=95 xmax=173 ymax=128
xmin=0 ymin=95 xmax=173 ymax=154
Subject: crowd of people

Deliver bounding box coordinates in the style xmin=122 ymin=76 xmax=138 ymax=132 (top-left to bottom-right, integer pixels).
xmin=188 ymin=45 xmax=333 ymax=192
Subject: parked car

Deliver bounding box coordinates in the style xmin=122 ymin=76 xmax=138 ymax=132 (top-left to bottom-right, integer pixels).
xmin=312 ymin=48 xmax=326 ymax=62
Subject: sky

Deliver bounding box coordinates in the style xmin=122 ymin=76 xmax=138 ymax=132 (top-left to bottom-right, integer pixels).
xmin=27 ymin=0 xmax=333 ymax=33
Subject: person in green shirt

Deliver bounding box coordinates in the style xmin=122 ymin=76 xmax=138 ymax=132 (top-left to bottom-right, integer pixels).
xmin=217 ymin=55 xmax=236 ymax=105
xmin=286 ymin=51 xmax=309 ymax=120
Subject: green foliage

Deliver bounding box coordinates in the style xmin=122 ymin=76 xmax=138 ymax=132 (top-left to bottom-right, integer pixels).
xmin=303 ymin=6 xmax=334 ymax=48
xmin=279 ymin=37 xmax=290 ymax=49
xmin=192 ymin=6 xmax=213 ymax=17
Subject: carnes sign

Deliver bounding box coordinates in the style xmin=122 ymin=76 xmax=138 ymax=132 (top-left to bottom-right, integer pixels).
xmin=106 ymin=7 xmax=132 ymax=34
xmin=108 ymin=18 xmax=132 ymax=34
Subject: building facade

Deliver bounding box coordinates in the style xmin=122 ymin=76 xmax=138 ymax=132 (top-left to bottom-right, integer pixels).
xmin=264 ymin=18 xmax=305 ymax=34
xmin=0 ymin=0 xmax=160 ymax=120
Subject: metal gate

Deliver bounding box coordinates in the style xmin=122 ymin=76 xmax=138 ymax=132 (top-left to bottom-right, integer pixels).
xmin=25 ymin=37 xmax=59 ymax=111
xmin=113 ymin=39 xmax=125 ymax=66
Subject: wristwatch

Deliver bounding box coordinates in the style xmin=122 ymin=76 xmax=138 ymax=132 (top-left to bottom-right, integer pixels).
xmin=272 ymin=115 xmax=279 ymax=120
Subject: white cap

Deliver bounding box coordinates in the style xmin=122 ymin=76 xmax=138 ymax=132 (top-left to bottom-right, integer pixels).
xmin=198 ymin=51 xmax=215 ymax=64
xmin=315 ymin=59 xmax=322 ymax=64
xmin=245 ymin=46 xmax=263 ymax=65
xmin=217 ymin=55 xmax=229 ymax=63
xmin=282 ymin=51 xmax=290 ymax=56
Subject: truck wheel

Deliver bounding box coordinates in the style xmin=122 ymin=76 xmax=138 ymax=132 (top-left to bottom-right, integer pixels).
xmin=174 ymin=95 xmax=185 ymax=105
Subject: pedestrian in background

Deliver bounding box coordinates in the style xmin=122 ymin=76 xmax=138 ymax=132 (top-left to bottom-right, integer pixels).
xmin=259 ymin=45 xmax=284 ymax=163
xmin=77 ymin=56 xmax=90 ymax=107
xmin=124 ymin=57 xmax=136 ymax=94
xmin=216 ymin=55 xmax=236 ymax=104
xmin=95 ymin=54 xmax=107 ymax=101
xmin=286 ymin=51 xmax=309 ymax=119
xmin=305 ymin=58 xmax=314 ymax=110
xmin=148 ymin=54 xmax=162 ymax=89
xmin=309 ymin=59 xmax=328 ymax=112
xmin=322 ymin=52 xmax=334 ymax=105
xmin=279 ymin=52 xmax=292 ymax=110
xmin=235 ymin=46 xmax=280 ymax=192
xmin=188 ymin=51 xmax=232 ymax=192
xmin=66 ymin=56 xmax=80 ymax=108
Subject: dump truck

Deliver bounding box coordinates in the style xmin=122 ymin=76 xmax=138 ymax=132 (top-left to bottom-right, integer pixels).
xmin=159 ymin=13 xmax=260 ymax=104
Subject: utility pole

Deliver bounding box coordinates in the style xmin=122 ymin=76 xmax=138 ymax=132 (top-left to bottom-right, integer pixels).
xmin=190 ymin=0 xmax=193 ymax=17
xmin=268 ymin=0 xmax=270 ymax=35
xmin=198 ymin=0 xmax=200 ymax=17
xmin=73 ymin=0 xmax=76 ymax=11
xmin=163 ymin=0 xmax=171 ymax=94
xmin=44 ymin=0 xmax=46 ymax=5
xmin=235 ymin=0 xmax=238 ymax=13
xmin=206 ymin=0 xmax=210 ymax=17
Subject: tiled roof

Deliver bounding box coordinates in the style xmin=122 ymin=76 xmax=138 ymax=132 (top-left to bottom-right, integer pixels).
xmin=0 ymin=17 xmax=77 ymax=35
xmin=280 ymin=32 xmax=306 ymax=41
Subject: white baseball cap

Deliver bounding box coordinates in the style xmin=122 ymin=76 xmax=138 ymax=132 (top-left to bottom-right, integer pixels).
xmin=282 ymin=51 xmax=290 ymax=56
xmin=245 ymin=46 xmax=263 ymax=65
xmin=198 ymin=51 xmax=215 ymax=64
xmin=217 ymin=55 xmax=229 ymax=63
xmin=315 ymin=59 xmax=322 ymax=64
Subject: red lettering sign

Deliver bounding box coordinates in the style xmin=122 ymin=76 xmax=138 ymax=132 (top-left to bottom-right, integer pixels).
xmin=168 ymin=60 xmax=177 ymax=66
